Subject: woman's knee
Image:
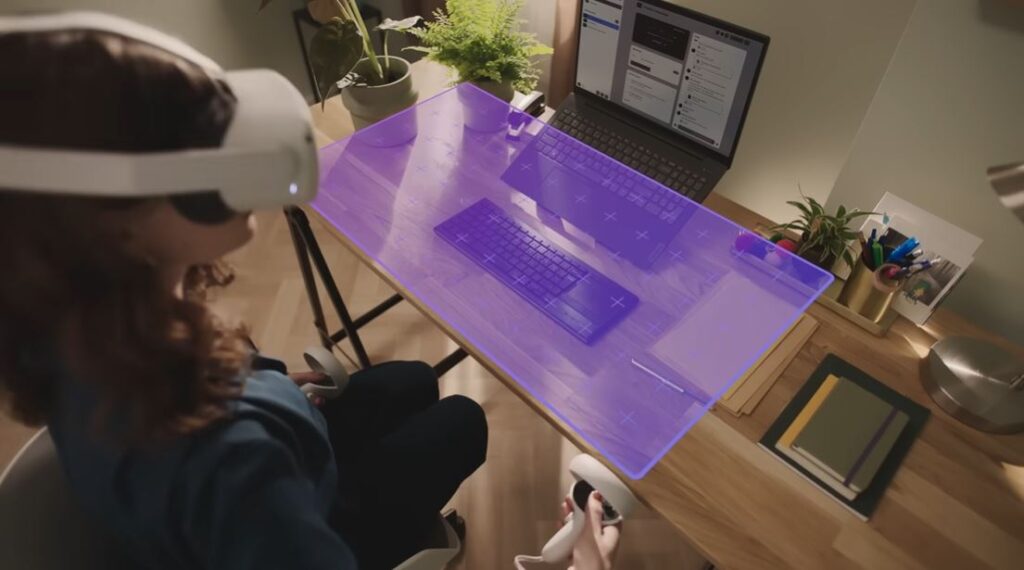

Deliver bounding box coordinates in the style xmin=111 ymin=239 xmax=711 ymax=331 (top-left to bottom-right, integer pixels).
xmin=366 ymin=360 xmax=438 ymax=404
xmin=438 ymin=395 xmax=488 ymax=470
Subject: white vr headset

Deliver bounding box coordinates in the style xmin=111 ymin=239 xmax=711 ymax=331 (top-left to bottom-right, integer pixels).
xmin=0 ymin=11 xmax=318 ymax=213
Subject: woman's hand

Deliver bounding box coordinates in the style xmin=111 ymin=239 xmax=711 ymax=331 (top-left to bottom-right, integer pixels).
xmin=288 ymin=370 xmax=328 ymax=386
xmin=289 ymin=371 xmax=329 ymax=406
xmin=561 ymin=491 xmax=621 ymax=570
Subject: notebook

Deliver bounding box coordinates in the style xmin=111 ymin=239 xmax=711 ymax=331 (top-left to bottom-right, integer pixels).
xmin=791 ymin=378 xmax=909 ymax=493
xmin=774 ymin=375 xmax=857 ymax=500
xmin=758 ymin=354 xmax=930 ymax=520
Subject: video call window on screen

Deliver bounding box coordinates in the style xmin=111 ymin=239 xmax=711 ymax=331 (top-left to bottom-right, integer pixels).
xmin=576 ymin=0 xmax=766 ymax=157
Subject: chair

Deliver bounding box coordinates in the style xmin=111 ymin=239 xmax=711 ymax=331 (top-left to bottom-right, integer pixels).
xmin=0 ymin=428 xmax=131 ymax=569
xmin=0 ymin=428 xmax=461 ymax=569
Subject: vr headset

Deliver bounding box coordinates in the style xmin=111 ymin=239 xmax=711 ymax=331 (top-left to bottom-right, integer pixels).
xmin=0 ymin=11 xmax=318 ymax=222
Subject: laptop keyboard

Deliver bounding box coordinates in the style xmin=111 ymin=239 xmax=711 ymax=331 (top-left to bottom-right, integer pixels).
xmin=533 ymin=126 xmax=691 ymax=225
xmin=550 ymin=108 xmax=709 ymax=201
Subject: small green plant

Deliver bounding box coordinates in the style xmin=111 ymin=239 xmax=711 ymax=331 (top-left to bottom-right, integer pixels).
xmin=259 ymin=1 xmax=421 ymax=105
xmin=771 ymin=192 xmax=874 ymax=270
xmin=402 ymin=0 xmax=553 ymax=93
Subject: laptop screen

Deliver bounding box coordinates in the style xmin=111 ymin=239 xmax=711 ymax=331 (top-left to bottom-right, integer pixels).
xmin=575 ymin=0 xmax=768 ymax=161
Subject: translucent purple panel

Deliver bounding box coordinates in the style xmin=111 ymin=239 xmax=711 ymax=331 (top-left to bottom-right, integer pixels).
xmin=313 ymin=84 xmax=833 ymax=478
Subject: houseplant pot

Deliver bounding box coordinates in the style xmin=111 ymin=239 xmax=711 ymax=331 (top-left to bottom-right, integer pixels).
xmin=469 ymin=79 xmax=514 ymax=102
xmin=797 ymin=236 xmax=837 ymax=271
xmin=457 ymin=81 xmax=513 ymax=132
xmin=341 ymin=56 xmax=419 ymax=131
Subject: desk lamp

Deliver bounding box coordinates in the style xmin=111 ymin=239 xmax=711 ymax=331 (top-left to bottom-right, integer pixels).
xmin=922 ymin=162 xmax=1024 ymax=433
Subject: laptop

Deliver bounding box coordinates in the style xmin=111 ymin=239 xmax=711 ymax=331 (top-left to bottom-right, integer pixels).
xmin=552 ymin=0 xmax=769 ymax=204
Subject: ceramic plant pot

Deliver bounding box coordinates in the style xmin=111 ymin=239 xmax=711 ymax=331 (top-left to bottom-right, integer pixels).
xmin=340 ymin=56 xmax=419 ymax=131
xmin=459 ymin=79 xmax=514 ymax=132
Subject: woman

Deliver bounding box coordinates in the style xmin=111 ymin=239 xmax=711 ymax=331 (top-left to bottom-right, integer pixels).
xmin=0 ymin=19 xmax=486 ymax=570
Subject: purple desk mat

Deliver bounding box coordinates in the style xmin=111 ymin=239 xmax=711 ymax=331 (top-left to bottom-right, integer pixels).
xmin=313 ymin=84 xmax=833 ymax=478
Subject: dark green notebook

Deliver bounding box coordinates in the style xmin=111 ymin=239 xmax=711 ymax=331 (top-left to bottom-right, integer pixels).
xmin=792 ymin=378 xmax=908 ymax=492
xmin=758 ymin=354 xmax=930 ymax=520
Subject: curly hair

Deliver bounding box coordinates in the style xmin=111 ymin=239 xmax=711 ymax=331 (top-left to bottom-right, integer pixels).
xmin=0 ymin=28 xmax=251 ymax=442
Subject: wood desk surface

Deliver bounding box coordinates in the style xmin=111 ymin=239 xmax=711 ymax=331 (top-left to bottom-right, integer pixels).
xmin=308 ymin=60 xmax=1024 ymax=569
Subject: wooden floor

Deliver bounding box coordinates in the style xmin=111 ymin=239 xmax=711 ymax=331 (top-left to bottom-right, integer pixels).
xmin=0 ymin=209 xmax=705 ymax=569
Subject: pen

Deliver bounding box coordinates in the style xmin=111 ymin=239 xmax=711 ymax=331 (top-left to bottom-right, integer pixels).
xmin=897 ymin=257 xmax=941 ymax=278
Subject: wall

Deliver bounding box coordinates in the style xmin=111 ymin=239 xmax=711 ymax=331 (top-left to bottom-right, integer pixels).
xmin=517 ymin=0 xmax=556 ymax=96
xmin=2 ymin=0 xmax=313 ymax=99
xmin=651 ymin=1 xmax=916 ymax=222
xmin=825 ymin=0 xmax=1024 ymax=344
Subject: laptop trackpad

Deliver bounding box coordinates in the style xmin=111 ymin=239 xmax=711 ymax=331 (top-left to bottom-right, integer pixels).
xmin=538 ymin=166 xmax=602 ymax=223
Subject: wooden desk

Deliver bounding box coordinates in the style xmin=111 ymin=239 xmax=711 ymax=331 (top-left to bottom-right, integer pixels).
xmin=309 ymin=60 xmax=1024 ymax=569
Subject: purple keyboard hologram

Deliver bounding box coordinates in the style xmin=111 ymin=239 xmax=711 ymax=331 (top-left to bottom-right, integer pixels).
xmin=312 ymin=84 xmax=833 ymax=478
xmin=434 ymin=197 xmax=639 ymax=344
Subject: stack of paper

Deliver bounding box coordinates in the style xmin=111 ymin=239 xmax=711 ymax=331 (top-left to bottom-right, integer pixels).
xmin=717 ymin=314 xmax=819 ymax=416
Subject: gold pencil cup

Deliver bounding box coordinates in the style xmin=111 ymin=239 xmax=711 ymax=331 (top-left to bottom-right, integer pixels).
xmin=838 ymin=261 xmax=898 ymax=323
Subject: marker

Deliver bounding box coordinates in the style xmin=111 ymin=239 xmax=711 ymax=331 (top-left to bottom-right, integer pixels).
xmin=872 ymin=242 xmax=884 ymax=269
xmin=887 ymin=237 xmax=919 ymax=263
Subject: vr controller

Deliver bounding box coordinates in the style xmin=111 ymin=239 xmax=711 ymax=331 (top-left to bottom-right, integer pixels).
xmin=515 ymin=454 xmax=638 ymax=568
xmin=299 ymin=346 xmax=349 ymax=400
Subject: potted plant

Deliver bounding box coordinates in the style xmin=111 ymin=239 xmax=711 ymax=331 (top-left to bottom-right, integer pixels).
xmin=260 ymin=1 xmax=423 ymax=129
xmin=771 ymin=193 xmax=874 ymax=272
xmin=402 ymin=0 xmax=553 ymax=102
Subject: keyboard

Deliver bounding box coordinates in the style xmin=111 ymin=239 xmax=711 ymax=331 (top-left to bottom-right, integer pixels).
xmin=531 ymin=127 xmax=691 ymax=227
xmin=550 ymin=108 xmax=709 ymax=201
xmin=435 ymin=198 xmax=639 ymax=344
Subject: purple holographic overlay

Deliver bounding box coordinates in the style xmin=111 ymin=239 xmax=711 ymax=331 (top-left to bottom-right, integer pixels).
xmin=313 ymin=84 xmax=832 ymax=478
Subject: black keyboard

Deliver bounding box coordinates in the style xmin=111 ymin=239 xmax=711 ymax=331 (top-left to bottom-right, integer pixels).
xmin=550 ymin=108 xmax=709 ymax=201
xmin=434 ymin=198 xmax=638 ymax=344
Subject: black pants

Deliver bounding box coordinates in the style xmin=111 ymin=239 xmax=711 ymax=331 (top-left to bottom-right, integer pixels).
xmin=321 ymin=361 xmax=487 ymax=570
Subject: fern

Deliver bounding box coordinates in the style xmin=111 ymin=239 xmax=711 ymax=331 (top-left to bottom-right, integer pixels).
xmin=404 ymin=0 xmax=553 ymax=93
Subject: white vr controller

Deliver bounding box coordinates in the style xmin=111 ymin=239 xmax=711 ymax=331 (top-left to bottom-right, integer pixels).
xmin=299 ymin=346 xmax=349 ymax=400
xmin=515 ymin=454 xmax=638 ymax=568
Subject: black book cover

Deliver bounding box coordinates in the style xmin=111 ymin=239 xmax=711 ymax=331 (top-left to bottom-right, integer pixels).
xmin=758 ymin=353 xmax=930 ymax=520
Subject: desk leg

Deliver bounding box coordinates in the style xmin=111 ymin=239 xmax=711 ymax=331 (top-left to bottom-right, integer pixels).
xmin=285 ymin=206 xmax=373 ymax=369
xmin=284 ymin=208 xmax=472 ymax=378
xmin=433 ymin=348 xmax=469 ymax=377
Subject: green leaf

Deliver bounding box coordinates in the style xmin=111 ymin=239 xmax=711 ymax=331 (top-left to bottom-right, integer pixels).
xmin=309 ymin=18 xmax=364 ymax=107
xmin=842 ymin=250 xmax=855 ymax=269
xmin=844 ymin=210 xmax=876 ymax=220
xmin=526 ymin=44 xmax=555 ymax=56
xmin=807 ymin=197 xmax=824 ymax=217
xmin=258 ymin=0 xmax=274 ymax=11
xmin=836 ymin=204 xmax=846 ymax=219
xmin=376 ymin=15 xmax=423 ymax=32
xmin=401 ymin=45 xmax=435 ymax=54
xmin=786 ymin=200 xmax=812 ymax=220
